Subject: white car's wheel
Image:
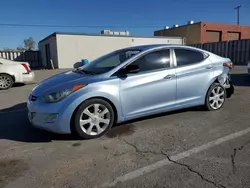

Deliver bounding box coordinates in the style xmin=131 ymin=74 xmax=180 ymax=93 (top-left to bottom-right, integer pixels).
xmin=0 ymin=73 xmax=14 ymax=90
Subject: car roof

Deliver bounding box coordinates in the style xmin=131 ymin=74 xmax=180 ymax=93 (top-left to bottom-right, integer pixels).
xmin=123 ymin=44 xmax=203 ymax=52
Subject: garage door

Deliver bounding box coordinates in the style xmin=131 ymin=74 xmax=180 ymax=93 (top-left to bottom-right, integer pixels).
xmin=206 ymin=30 xmax=222 ymax=43
xmin=228 ymin=32 xmax=240 ymax=40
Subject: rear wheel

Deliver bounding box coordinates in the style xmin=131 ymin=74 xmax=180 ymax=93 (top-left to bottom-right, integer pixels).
xmin=205 ymin=83 xmax=226 ymax=111
xmin=73 ymin=99 xmax=115 ymax=139
xmin=0 ymin=74 xmax=14 ymax=90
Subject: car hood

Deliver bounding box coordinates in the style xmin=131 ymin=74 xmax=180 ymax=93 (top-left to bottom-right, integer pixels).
xmin=32 ymin=70 xmax=95 ymax=96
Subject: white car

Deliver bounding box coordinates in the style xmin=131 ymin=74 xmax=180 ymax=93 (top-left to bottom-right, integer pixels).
xmin=0 ymin=57 xmax=34 ymax=90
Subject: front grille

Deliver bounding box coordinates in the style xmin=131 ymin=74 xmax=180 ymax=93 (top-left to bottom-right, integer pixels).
xmin=30 ymin=94 xmax=37 ymax=102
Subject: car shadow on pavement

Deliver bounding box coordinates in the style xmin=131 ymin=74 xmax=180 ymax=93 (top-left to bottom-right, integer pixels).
xmin=231 ymin=73 xmax=250 ymax=87
xmin=12 ymin=82 xmax=37 ymax=88
xmin=106 ymin=106 xmax=205 ymax=138
xmin=0 ymin=102 xmax=74 ymax=143
xmin=0 ymin=102 xmax=206 ymax=142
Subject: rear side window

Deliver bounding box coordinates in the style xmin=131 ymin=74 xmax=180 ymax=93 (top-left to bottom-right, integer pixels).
xmin=131 ymin=49 xmax=170 ymax=72
xmin=175 ymin=49 xmax=205 ymax=67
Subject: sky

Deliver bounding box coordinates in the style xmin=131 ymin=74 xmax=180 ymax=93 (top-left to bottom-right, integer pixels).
xmin=0 ymin=0 xmax=249 ymax=49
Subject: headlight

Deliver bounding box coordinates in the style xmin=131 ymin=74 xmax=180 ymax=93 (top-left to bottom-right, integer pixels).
xmin=42 ymin=84 xmax=87 ymax=103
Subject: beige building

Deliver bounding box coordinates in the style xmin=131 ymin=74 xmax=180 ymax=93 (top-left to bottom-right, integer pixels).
xmin=39 ymin=32 xmax=184 ymax=69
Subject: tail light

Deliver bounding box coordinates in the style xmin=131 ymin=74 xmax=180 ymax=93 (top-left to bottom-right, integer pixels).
xmin=223 ymin=62 xmax=234 ymax=69
xmin=21 ymin=63 xmax=30 ymax=73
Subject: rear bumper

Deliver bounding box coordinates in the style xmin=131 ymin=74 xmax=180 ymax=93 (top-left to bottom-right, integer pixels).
xmin=15 ymin=72 xmax=35 ymax=83
xmin=22 ymin=72 xmax=35 ymax=82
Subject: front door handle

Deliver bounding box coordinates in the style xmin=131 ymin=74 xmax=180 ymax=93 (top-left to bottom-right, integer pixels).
xmin=164 ymin=74 xmax=175 ymax=79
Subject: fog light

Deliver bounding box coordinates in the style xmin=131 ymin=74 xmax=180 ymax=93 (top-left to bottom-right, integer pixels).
xmin=46 ymin=113 xmax=58 ymax=123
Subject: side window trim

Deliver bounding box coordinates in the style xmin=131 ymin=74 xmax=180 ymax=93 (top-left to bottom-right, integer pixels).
xmin=111 ymin=48 xmax=174 ymax=77
xmin=173 ymin=47 xmax=209 ymax=68
xmin=124 ymin=48 xmax=173 ymax=73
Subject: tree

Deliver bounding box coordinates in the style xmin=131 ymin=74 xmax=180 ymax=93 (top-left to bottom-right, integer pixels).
xmin=23 ymin=37 xmax=36 ymax=51
xmin=16 ymin=46 xmax=26 ymax=51
xmin=1 ymin=37 xmax=37 ymax=51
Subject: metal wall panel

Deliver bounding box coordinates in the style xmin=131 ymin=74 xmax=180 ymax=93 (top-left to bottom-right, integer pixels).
xmin=190 ymin=39 xmax=250 ymax=65
xmin=0 ymin=51 xmax=41 ymax=69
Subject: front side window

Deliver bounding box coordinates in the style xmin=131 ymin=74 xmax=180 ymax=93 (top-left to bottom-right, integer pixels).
xmin=175 ymin=49 xmax=205 ymax=67
xmin=76 ymin=49 xmax=141 ymax=74
xmin=129 ymin=49 xmax=171 ymax=73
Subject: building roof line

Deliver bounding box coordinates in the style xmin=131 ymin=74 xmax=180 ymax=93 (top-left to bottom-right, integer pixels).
xmin=39 ymin=32 xmax=184 ymax=43
xmin=155 ymin=21 xmax=250 ymax=33
xmin=39 ymin=32 xmax=57 ymax=44
xmin=155 ymin=22 xmax=202 ymax=32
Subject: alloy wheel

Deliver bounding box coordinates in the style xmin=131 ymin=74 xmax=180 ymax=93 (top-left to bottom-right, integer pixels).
xmin=0 ymin=75 xmax=12 ymax=89
xmin=79 ymin=103 xmax=111 ymax=136
xmin=209 ymin=86 xmax=225 ymax=110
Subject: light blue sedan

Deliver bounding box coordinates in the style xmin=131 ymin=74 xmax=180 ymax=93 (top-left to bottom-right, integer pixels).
xmin=27 ymin=44 xmax=234 ymax=139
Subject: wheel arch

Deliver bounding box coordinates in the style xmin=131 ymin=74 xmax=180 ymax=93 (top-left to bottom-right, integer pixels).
xmin=0 ymin=72 xmax=15 ymax=82
xmin=204 ymin=76 xmax=224 ymax=104
xmin=70 ymin=96 xmax=119 ymax=134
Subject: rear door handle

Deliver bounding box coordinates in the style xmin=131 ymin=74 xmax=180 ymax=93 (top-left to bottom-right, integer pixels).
xmin=206 ymin=65 xmax=214 ymax=69
xmin=164 ymin=74 xmax=175 ymax=79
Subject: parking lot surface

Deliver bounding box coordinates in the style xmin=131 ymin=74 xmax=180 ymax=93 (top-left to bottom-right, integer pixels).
xmin=0 ymin=67 xmax=250 ymax=188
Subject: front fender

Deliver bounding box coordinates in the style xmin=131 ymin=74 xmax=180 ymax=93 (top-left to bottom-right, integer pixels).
xmin=59 ymin=90 xmax=124 ymax=132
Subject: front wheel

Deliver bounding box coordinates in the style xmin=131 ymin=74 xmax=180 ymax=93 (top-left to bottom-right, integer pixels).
xmin=205 ymin=83 xmax=226 ymax=111
xmin=73 ymin=98 xmax=115 ymax=139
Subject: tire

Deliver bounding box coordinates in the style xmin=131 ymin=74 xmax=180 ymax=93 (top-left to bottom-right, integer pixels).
xmin=226 ymin=84 xmax=234 ymax=98
xmin=205 ymin=83 xmax=226 ymax=111
xmin=73 ymin=98 xmax=115 ymax=139
xmin=0 ymin=73 xmax=14 ymax=90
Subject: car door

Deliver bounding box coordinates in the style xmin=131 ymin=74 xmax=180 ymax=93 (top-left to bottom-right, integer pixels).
xmin=119 ymin=48 xmax=177 ymax=119
xmin=173 ymin=48 xmax=214 ymax=106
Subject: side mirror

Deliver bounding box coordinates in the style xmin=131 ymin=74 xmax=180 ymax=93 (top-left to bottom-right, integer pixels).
xmin=73 ymin=62 xmax=83 ymax=69
xmin=125 ymin=64 xmax=139 ymax=74
xmin=73 ymin=59 xmax=89 ymax=69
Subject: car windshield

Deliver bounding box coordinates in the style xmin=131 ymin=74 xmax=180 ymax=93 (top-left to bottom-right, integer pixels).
xmin=76 ymin=49 xmax=141 ymax=74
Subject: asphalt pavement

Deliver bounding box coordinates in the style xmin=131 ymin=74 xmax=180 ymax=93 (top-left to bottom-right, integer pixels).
xmin=0 ymin=67 xmax=250 ymax=188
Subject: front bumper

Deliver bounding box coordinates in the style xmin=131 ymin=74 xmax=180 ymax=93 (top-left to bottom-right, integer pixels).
xmin=27 ymin=99 xmax=72 ymax=134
